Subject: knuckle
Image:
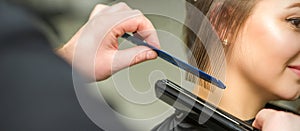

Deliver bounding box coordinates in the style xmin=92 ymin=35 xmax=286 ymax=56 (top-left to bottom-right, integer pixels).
xmin=134 ymin=54 xmax=142 ymax=63
xmin=95 ymin=4 xmax=102 ymax=8
xmin=117 ymin=2 xmax=128 ymax=8
xmin=133 ymin=9 xmax=142 ymax=15
xmin=134 ymin=52 xmax=145 ymax=63
xmin=94 ymin=4 xmax=106 ymax=9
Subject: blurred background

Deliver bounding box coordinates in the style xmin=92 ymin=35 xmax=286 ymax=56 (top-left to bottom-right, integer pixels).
xmin=6 ymin=0 xmax=300 ymax=130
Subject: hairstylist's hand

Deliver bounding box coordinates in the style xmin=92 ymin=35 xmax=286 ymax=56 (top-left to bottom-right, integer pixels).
xmin=57 ymin=2 xmax=160 ymax=81
xmin=253 ymin=109 xmax=300 ymax=131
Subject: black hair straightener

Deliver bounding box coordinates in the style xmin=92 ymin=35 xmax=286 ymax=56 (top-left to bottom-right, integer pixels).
xmin=155 ymin=79 xmax=259 ymax=131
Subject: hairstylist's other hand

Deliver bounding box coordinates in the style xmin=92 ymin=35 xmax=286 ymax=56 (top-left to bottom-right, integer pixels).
xmin=253 ymin=109 xmax=300 ymax=131
xmin=57 ymin=2 xmax=160 ymax=81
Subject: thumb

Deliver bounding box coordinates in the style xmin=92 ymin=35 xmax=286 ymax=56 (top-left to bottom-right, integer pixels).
xmin=112 ymin=46 xmax=157 ymax=73
xmin=252 ymin=118 xmax=263 ymax=130
xmin=252 ymin=109 xmax=273 ymax=130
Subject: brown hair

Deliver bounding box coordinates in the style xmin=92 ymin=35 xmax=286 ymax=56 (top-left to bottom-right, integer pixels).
xmin=185 ymin=0 xmax=257 ymax=90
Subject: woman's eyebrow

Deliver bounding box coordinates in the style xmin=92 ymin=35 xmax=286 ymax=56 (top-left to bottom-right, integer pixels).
xmin=286 ymin=3 xmax=300 ymax=9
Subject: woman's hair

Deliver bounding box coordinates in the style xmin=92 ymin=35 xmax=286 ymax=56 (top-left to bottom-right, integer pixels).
xmin=185 ymin=0 xmax=257 ymax=90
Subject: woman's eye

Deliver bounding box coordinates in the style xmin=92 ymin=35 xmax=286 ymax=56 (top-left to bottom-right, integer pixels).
xmin=286 ymin=18 xmax=300 ymax=28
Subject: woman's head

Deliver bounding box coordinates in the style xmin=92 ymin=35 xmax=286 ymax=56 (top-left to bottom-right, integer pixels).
xmin=186 ymin=0 xmax=300 ymax=101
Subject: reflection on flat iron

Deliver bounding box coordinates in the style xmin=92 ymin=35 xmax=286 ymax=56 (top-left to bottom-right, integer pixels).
xmin=122 ymin=33 xmax=226 ymax=89
xmin=155 ymin=79 xmax=260 ymax=131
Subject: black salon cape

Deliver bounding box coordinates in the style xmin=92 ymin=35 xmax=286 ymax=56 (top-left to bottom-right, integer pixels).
xmin=152 ymin=110 xmax=254 ymax=131
xmin=0 ymin=1 xmax=103 ymax=130
xmin=152 ymin=110 xmax=212 ymax=131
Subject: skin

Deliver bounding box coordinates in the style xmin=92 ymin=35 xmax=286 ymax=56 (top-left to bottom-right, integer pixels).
xmin=253 ymin=109 xmax=300 ymax=131
xmin=57 ymin=3 xmax=160 ymax=81
xmin=216 ymin=0 xmax=300 ymax=121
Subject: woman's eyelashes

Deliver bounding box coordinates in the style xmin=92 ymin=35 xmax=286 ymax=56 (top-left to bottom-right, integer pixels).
xmin=286 ymin=17 xmax=300 ymax=29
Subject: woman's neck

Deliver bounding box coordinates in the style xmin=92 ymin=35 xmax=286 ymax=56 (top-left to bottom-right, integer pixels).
xmin=218 ymin=78 xmax=266 ymax=120
xmin=194 ymin=66 xmax=273 ymax=120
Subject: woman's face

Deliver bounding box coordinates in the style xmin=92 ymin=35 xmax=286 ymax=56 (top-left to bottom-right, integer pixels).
xmin=231 ymin=0 xmax=300 ymax=100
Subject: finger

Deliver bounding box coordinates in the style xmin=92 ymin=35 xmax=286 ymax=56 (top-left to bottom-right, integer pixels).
xmin=100 ymin=2 xmax=132 ymax=14
xmin=134 ymin=17 xmax=160 ymax=49
xmin=112 ymin=46 xmax=157 ymax=73
xmin=90 ymin=2 xmax=132 ymax=20
xmin=129 ymin=47 xmax=158 ymax=65
xmin=86 ymin=9 xmax=160 ymax=51
xmin=84 ymin=10 xmax=141 ymax=48
xmin=252 ymin=109 xmax=275 ymax=129
xmin=89 ymin=4 xmax=109 ymax=20
xmin=112 ymin=11 xmax=160 ymax=49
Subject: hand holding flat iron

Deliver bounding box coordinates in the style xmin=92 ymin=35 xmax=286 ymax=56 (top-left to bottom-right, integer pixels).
xmin=253 ymin=109 xmax=300 ymax=131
